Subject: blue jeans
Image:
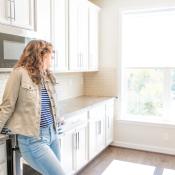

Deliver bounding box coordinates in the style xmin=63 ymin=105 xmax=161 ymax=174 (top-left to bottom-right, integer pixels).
xmin=17 ymin=124 xmax=66 ymax=175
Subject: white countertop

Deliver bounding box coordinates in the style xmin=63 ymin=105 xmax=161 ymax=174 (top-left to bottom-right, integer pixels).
xmin=58 ymin=95 xmax=115 ymax=119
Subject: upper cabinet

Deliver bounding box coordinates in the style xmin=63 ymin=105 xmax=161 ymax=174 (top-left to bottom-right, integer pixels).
xmin=52 ymin=0 xmax=100 ymax=73
xmin=0 ymin=0 xmax=100 ymax=72
xmin=52 ymin=0 xmax=69 ymax=72
xmin=0 ymin=0 xmax=35 ymax=31
xmin=88 ymin=1 xmax=100 ymax=71
xmin=35 ymin=0 xmax=51 ymax=41
xmin=69 ymin=0 xmax=88 ymax=71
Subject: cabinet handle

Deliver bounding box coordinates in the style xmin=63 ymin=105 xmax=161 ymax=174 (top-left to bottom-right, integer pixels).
xmin=99 ymin=121 xmax=101 ymax=134
xmin=77 ymin=54 xmax=80 ymax=68
xmin=108 ymin=116 xmax=110 ymax=128
xmin=96 ymin=121 xmax=101 ymax=135
xmin=81 ymin=54 xmax=83 ymax=67
xmin=98 ymin=121 xmax=101 ymax=135
xmin=78 ymin=132 xmax=79 ymax=150
xmin=7 ymin=0 xmax=11 ymax=20
xmin=79 ymin=54 xmax=81 ymax=68
xmin=11 ymin=0 xmax=15 ymax=21
xmin=75 ymin=133 xmax=77 ymax=150
xmin=55 ymin=50 xmax=58 ymax=68
xmin=59 ymin=139 xmax=62 ymax=149
xmin=13 ymin=0 xmax=16 ymax=21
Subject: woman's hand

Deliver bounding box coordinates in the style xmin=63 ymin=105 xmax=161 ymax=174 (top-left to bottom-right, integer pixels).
xmin=59 ymin=116 xmax=65 ymax=125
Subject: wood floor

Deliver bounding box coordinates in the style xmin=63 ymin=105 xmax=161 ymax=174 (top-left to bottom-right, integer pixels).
xmin=77 ymin=146 xmax=175 ymax=175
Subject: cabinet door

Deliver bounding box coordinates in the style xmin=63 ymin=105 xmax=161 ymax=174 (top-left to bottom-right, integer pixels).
xmin=0 ymin=162 xmax=7 ymax=175
xmin=36 ymin=0 xmax=51 ymax=41
xmin=12 ymin=0 xmax=34 ymax=30
xmin=88 ymin=118 xmax=96 ymax=160
xmin=59 ymin=130 xmax=75 ymax=175
xmin=88 ymin=2 xmax=99 ymax=71
xmin=105 ymin=99 xmax=114 ymax=145
xmin=74 ymin=123 xmax=88 ymax=171
xmin=0 ymin=142 xmax=7 ymax=175
xmin=0 ymin=142 xmax=7 ymax=163
xmin=69 ymin=0 xmax=79 ymax=71
xmin=78 ymin=0 xmax=88 ymax=71
xmin=95 ymin=110 xmax=105 ymax=153
xmin=53 ymin=0 xmax=68 ymax=72
xmin=69 ymin=0 xmax=88 ymax=71
xmin=0 ymin=0 xmax=10 ymax=25
xmin=89 ymin=103 xmax=106 ymax=159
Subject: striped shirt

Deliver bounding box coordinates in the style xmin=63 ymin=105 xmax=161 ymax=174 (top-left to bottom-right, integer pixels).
xmin=40 ymin=83 xmax=54 ymax=128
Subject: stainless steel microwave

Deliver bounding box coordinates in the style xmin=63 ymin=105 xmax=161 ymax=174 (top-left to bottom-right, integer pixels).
xmin=0 ymin=32 xmax=33 ymax=71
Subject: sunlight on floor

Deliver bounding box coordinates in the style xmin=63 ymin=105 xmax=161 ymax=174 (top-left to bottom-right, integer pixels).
xmin=101 ymin=160 xmax=175 ymax=175
xmin=101 ymin=160 xmax=155 ymax=175
xmin=163 ymin=169 xmax=175 ymax=175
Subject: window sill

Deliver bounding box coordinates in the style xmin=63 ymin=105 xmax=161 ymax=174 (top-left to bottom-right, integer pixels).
xmin=116 ymin=117 xmax=175 ymax=129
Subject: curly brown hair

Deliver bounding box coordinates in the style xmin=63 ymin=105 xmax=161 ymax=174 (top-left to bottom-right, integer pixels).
xmin=14 ymin=39 xmax=56 ymax=85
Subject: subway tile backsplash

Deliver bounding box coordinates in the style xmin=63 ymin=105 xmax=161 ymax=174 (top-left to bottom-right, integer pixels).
xmin=84 ymin=67 xmax=117 ymax=97
xmin=0 ymin=72 xmax=84 ymax=103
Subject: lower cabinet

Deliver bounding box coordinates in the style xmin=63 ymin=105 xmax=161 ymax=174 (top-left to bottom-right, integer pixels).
xmin=105 ymin=99 xmax=114 ymax=146
xmin=59 ymin=111 xmax=88 ymax=174
xmin=0 ymin=141 xmax=7 ymax=175
xmin=0 ymin=162 xmax=7 ymax=175
xmin=59 ymin=98 xmax=114 ymax=174
xmin=73 ymin=123 xmax=88 ymax=171
xmin=88 ymin=103 xmax=106 ymax=160
xmin=59 ymin=129 xmax=75 ymax=175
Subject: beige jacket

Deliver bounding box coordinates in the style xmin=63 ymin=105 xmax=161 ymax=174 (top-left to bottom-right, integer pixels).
xmin=0 ymin=66 xmax=60 ymax=137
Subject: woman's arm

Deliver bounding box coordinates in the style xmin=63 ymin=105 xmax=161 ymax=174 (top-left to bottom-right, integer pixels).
xmin=0 ymin=68 xmax=21 ymax=132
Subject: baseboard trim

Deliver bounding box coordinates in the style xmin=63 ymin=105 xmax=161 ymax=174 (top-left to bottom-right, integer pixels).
xmin=111 ymin=141 xmax=175 ymax=155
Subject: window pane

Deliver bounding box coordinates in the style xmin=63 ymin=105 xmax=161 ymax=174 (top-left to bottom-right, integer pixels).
xmin=122 ymin=9 xmax=175 ymax=67
xmin=126 ymin=69 xmax=164 ymax=118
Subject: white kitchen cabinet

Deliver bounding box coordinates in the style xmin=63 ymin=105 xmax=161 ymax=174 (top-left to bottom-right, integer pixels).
xmin=88 ymin=2 xmax=100 ymax=71
xmin=59 ymin=111 xmax=88 ymax=174
xmin=52 ymin=0 xmax=69 ymax=72
xmin=69 ymin=0 xmax=88 ymax=71
xmin=59 ymin=129 xmax=75 ymax=175
xmin=36 ymin=0 xmax=51 ymax=41
xmin=0 ymin=162 xmax=7 ymax=175
xmin=59 ymin=98 xmax=114 ymax=174
xmin=74 ymin=123 xmax=88 ymax=171
xmin=0 ymin=0 xmax=9 ymax=25
xmin=11 ymin=0 xmax=34 ymax=30
xmin=50 ymin=0 xmax=99 ymax=73
xmin=0 ymin=141 xmax=7 ymax=175
xmin=105 ymin=99 xmax=114 ymax=146
xmin=0 ymin=0 xmax=34 ymax=30
xmin=88 ymin=103 xmax=106 ymax=160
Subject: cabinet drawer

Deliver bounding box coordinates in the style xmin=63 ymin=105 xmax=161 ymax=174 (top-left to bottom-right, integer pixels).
xmin=63 ymin=111 xmax=88 ymax=132
xmin=89 ymin=103 xmax=106 ymax=121
xmin=0 ymin=142 xmax=6 ymax=163
xmin=0 ymin=162 xmax=7 ymax=175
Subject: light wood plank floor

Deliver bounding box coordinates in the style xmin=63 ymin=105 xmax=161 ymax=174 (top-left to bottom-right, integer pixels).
xmin=77 ymin=146 xmax=175 ymax=175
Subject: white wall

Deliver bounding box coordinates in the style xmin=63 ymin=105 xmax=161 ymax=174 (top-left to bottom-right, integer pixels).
xmin=89 ymin=0 xmax=175 ymax=155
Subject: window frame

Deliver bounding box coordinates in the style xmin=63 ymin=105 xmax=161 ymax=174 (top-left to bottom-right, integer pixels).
xmin=120 ymin=7 xmax=175 ymax=124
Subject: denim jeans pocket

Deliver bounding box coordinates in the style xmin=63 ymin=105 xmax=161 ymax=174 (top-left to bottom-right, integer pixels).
xmin=18 ymin=135 xmax=41 ymax=145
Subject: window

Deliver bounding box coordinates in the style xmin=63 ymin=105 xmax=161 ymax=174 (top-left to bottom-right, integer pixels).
xmin=121 ymin=8 xmax=175 ymax=123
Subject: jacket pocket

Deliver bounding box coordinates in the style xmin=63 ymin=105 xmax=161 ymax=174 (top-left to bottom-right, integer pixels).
xmin=20 ymin=82 xmax=38 ymax=101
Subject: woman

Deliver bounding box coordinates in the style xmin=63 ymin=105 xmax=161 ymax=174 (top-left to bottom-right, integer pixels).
xmin=0 ymin=40 xmax=66 ymax=175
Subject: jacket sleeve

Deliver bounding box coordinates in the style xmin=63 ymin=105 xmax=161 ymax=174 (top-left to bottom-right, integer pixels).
xmin=0 ymin=68 xmax=21 ymax=132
